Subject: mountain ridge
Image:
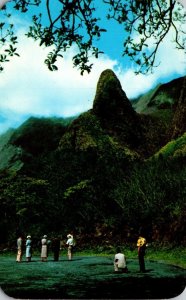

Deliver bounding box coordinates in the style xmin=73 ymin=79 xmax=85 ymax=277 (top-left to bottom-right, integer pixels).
xmin=0 ymin=70 xmax=185 ymax=247
xmin=132 ymin=76 xmax=185 ymax=114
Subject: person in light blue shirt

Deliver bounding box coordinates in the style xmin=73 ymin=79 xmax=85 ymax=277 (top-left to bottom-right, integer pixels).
xmin=26 ymin=235 xmax=32 ymax=262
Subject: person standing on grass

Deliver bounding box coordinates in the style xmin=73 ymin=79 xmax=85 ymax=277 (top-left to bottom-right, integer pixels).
xmin=52 ymin=237 xmax=61 ymax=261
xmin=137 ymin=235 xmax=147 ymax=272
xmin=66 ymin=234 xmax=74 ymax=260
xmin=114 ymin=247 xmax=128 ymax=273
xmin=16 ymin=234 xmax=23 ymax=262
xmin=26 ymin=235 xmax=32 ymax=262
xmin=41 ymin=235 xmax=48 ymax=262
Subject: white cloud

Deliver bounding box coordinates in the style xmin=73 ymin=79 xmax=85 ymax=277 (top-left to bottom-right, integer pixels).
xmin=178 ymin=0 xmax=186 ymax=8
xmin=0 ymin=0 xmax=11 ymax=10
xmin=117 ymin=31 xmax=186 ymax=99
xmin=0 ymin=28 xmax=117 ymax=133
xmin=0 ymin=14 xmax=185 ymax=133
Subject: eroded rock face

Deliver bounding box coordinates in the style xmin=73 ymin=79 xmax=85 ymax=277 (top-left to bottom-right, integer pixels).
xmin=93 ymin=69 xmax=136 ymax=120
xmin=93 ymin=69 xmax=143 ymax=150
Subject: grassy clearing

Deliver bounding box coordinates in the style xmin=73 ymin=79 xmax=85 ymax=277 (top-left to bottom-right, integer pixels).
xmin=145 ymin=247 xmax=186 ymax=269
xmin=0 ymin=252 xmax=185 ymax=299
xmin=72 ymin=246 xmax=186 ymax=269
xmin=1 ymin=245 xmax=186 ymax=268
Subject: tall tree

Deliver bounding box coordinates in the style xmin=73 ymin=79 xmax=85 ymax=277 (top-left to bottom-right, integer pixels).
xmin=0 ymin=0 xmax=185 ymax=73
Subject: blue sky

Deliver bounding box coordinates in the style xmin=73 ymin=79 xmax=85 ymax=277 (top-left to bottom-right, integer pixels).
xmin=0 ymin=0 xmax=186 ymax=134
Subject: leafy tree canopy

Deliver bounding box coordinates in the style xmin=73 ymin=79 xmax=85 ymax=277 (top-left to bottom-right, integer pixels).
xmin=0 ymin=0 xmax=185 ymax=74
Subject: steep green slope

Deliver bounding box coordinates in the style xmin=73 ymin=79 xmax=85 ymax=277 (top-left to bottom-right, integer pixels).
xmin=93 ymin=69 xmax=144 ymax=153
xmin=132 ymin=76 xmax=186 ymax=153
xmin=10 ymin=116 xmax=73 ymax=155
xmin=154 ymin=132 xmax=186 ymax=159
xmin=0 ymin=128 xmax=15 ymax=151
xmin=171 ymin=77 xmax=186 ymax=139
xmin=0 ymin=70 xmax=185 ymax=247
xmin=0 ymin=129 xmax=23 ymax=171
xmin=133 ymin=76 xmax=185 ymax=113
xmin=132 ymin=84 xmax=161 ymax=113
xmin=0 ymin=116 xmax=74 ymax=171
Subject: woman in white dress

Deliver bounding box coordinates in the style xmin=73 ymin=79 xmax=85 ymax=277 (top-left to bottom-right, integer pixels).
xmin=41 ymin=235 xmax=48 ymax=262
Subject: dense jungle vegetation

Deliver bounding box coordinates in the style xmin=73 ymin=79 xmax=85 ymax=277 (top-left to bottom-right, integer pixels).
xmin=0 ymin=70 xmax=185 ymax=249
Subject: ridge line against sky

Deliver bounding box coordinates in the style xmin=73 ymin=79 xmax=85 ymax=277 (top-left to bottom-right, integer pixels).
xmin=0 ymin=1 xmax=186 ymax=134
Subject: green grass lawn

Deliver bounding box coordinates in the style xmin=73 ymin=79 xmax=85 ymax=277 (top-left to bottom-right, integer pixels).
xmin=75 ymin=245 xmax=186 ymax=268
xmin=0 ymin=249 xmax=185 ymax=299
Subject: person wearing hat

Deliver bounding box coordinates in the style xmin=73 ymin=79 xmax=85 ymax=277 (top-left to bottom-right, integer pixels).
xmin=26 ymin=235 xmax=32 ymax=262
xmin=66 ymin=234 xmax=74 ymax=260
xmin=41 ymin=235 xmax=48 ymax=262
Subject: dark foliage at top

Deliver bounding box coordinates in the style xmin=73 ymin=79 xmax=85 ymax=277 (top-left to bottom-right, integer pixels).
xmin=0 ymin=1 xmax=185 ymax=74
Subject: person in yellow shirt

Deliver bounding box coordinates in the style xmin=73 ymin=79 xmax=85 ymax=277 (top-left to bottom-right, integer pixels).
xmin=137 ymin=235 xmax=147 ymax=272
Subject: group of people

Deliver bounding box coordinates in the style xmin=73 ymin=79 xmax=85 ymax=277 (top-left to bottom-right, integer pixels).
xmin=16 ymin=233 xmax=75 ymax=263
xmin=16 ymin=233 xmax=147 ymax=273
xmin=114 ymin=235 xmax=147 ymax=273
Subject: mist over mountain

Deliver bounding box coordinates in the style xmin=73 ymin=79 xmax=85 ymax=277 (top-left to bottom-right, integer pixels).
xmin=0 ymin=70 xmax=185 ymax=248
xmin=132 ymin=76 xmax=184 ymax=114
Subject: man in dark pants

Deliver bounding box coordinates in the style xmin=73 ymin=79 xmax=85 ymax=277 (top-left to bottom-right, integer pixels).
xmin=52 ymin=237 xmax=61 ymax=261
xmin=137 ymin=236 xmax=147 ymax=272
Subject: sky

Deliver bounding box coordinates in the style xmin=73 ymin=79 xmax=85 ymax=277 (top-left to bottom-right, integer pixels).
xmin=0 ymin=0 xmax=186 ymax=134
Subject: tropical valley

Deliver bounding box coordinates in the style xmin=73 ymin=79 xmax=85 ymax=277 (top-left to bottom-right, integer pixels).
xmin=0 ymin=69 xmax=185 ymax=252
